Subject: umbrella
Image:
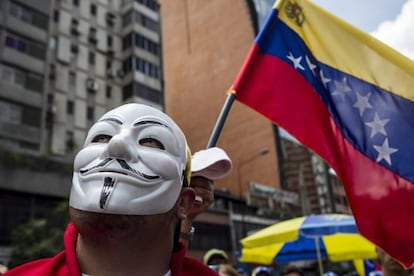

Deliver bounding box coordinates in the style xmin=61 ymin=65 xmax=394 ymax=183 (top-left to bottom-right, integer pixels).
xmin=240 ymin=214 xmax=376 ymax=274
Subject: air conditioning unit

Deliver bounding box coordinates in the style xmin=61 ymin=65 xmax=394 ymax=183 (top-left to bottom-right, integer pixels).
xmin=88 ymin=34 xmax=98 ymax=44
xmin=106 ymin=12 xmax=115 ymax=26
xmin=117 ymin=69 xmax=125 ymax=78
xmin=71 ymin=44 xmax=79 ymax=53
xmin=70 ymin=26 xmax=80 ymax=36
xmin=106 ymin=68 xmax=115 ymax=78
xmin=86 ymin=78 xmax=99 ymax=91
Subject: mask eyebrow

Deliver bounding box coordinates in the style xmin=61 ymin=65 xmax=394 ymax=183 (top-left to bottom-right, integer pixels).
xmin=100 ymin=117 xmax=123 ymax=125
xmin=133 ymin=120 xmax=170 ymax=130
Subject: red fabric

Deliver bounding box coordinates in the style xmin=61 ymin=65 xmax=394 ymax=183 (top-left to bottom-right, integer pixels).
xmin=5 ymin=223 xmax=217 ymax=276
xmin=233 ymin=46 xmax=414 ymax=266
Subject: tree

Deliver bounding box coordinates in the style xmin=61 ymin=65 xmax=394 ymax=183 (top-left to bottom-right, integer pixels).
xmin=7 ymin=201 xmax=69 ymax=268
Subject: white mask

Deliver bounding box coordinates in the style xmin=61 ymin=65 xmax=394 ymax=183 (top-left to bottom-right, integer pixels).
xmin=70 ymin=103 xmax=188 ymax=215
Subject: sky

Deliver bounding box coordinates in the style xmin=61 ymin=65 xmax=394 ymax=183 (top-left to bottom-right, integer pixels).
xmin=313 ymin=0 xmax=414 ymax=59
xmin=254 ymin=0 xmax=414 ymax=60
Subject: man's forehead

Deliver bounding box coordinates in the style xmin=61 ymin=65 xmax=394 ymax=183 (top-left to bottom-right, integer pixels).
xmin=101 ymin=104 xmax=167 ymax=122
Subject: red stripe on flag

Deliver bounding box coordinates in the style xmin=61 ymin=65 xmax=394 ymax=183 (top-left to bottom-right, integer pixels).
xmin=233 ymin=46 xmax=414 ymax=265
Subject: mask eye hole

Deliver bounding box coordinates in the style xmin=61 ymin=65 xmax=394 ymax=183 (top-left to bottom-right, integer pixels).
xmin=91 ymin=134 xmax=112 ymax=143
xmin=139 ymin=138 xmax=164 ymax=150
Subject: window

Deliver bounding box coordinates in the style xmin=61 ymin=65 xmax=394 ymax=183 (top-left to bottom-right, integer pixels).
xmin=49 ymin=37 xmax=57 ymax=50
xmin=106 ymin=60 xmax=112 ymax=69
xmin=106 ymin=12 xmax=115 ymax=27
xmin=68 ymin=71 xmax=76 ymax=92
xmin=122 ymin=82 xmax=163 ymax=104
xmin=22 ymin=105 xmax=41 ymax=127
xmin=0 ymin=64 xmax=43 ymax=92
xmin=10 ymin=2 xmax=32 ymax=23
xmin=135 ymin=0 xmax=159 ymax=11
xmin=71 ymin=19 xmax=80 ymax=36
xmin=4 ymin=32 xmax=46 ymax=59
xmin=88 ymin=27 xmax=97 ymax=44
xmin=122 ymin=83 xmax=133 ymax=100
xmin=73 ymin=0 xmax=79 ymax=7
xmin=87 ymin=106 xmax=94 ymax=121
xmin=107 ymin=35 xmax=113 ymax=48
xmin=66 ymin=131 xmax=75 ymax=152
xmin=90 ymin=4 xmax=97 ymax=16
xmin=53 ymin=10 xmax=59 ymax=22
xmin=67 ymin=100 xmax=74 ymax=115
xmin=134 ymin=57 xmax=160 ymax=79
xmin=0 ymin=64 xmax=25 ymax=89
xmin=88 ymin=52 xmax=95 ymax=65
xmin=106 ymin=85 xmax=112 ymax=98
xmin=134 ymin=33 xmax=159 ymax=55
xmin=132 ymin=11 xmax=159 ymax=32
xmin=135 ymin=83 xmax=162 ymax=103
xmin=122 ymin=33 xmax=132 ymax=50
xmin=122 ymin=58 xmax=133 ymax=73
xmin=0 ymin=100 xmax=22 ymax=124
xmin=9 ymin=1 xmax=48 ymax=30
xmin=122 ymin=10 xmax=132 ymax=27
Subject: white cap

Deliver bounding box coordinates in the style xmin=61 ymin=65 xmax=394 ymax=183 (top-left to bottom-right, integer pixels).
xmin=191 ymin=147 xmax=232 ymax=180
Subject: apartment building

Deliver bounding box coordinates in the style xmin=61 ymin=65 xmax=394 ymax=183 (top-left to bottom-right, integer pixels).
xmin=0 ymin=0 xmax=163 ymax=263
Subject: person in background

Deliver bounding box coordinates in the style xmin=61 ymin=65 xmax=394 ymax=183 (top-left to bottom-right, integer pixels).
xmin=203 ymin=248 xmax=230 ymax=266
xmin=4 ymin=103 xmax=217 ymax=276
xmin=251 ymin=266 xmax=272 ymax=276
xmin=218 ymin=263 xmax=241 ymax=276
xmin=281 ymin=264 xmax=304 ymax=276
xmin=180 ymin=147 xmax=232 ymax=246
xmin=0 ymin=263 xmax=8 ymax=274
xmin=375 ymin=246 xmax=410 ymax=276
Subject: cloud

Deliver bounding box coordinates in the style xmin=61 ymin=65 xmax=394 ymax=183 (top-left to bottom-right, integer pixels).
xmin=371 ymin=0 xmax=414 ymax=60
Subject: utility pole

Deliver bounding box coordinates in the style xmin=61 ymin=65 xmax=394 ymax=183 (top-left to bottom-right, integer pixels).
xmin=299 ymin=163 xmax=310 ymax=215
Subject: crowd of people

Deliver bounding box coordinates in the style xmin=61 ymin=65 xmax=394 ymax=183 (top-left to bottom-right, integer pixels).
xmin=2 ymin=103 xmax=413 ymax=276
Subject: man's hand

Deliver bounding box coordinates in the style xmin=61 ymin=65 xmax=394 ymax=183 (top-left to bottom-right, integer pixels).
xmin=187 ymin=176 xmax=214 ymax=220
xmin=180 ymin=176 xmax=214 ymax=244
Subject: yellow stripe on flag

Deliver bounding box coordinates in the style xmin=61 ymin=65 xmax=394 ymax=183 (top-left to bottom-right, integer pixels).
xmin=273 ymin=0 xmax=414 ymax=101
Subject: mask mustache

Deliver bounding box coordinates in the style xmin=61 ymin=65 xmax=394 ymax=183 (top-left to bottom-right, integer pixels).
xmin=80 ymin=158 xmax=160 ymax=180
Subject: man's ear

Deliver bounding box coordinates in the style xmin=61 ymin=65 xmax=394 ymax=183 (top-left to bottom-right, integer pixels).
xmin=176 ymin=187 xmax=195 ymax=220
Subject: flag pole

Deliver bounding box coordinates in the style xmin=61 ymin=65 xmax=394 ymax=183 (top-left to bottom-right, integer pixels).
xmin=206 ymin=92 xmax=236 ymax=148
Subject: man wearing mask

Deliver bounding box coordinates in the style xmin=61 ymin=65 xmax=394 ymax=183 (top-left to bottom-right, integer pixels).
xmin=5 ymin=103 xmax=217 ymax=276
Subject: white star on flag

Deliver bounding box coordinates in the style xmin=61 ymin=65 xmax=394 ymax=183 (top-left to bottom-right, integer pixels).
xmin=365 ymin=113 xmax=390 ymax=138
xmin=332 ymin=77 xmax=352 ymax=100
xmin=287 ymin=52 xmax=305 ymax=70
xmin=353 ymin=92 xmax=373 ymax=116
xmin=305 ymin=55 xmax=317 ymax=76
xmin=319 ymin=70 xmax=331 ymax=88
xmin=373 ymin=138 xmax=398 ymax=165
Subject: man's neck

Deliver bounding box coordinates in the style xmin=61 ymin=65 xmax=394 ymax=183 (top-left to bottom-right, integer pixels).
xmin=75 ymin=223 xmax=175 ymax=276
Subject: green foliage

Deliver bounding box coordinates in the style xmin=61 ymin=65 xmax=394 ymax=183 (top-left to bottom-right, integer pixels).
xmin=8 ymin=201 xmax=69 ymax=268
xmin=0 ymin=148 xmax=72 ymax=173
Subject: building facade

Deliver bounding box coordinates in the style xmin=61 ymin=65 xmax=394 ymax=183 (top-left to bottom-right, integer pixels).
xmin=0 ymin=0 xmax=163 ymax=264
xmin=159 ymin=0 xmax=351 ymax=263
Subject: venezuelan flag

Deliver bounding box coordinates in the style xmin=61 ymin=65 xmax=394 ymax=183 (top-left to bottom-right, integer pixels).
xmin=232 ymin=0 xmax=414 ymax=267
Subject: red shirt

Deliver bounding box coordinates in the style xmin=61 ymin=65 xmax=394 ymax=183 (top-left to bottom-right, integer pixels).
xmin=5 ymin=223 xmax=217 ymax=276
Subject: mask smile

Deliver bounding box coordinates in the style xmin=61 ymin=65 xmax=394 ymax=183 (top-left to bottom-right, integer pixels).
xmin=80 ymin=158 xmax=160 ymax=181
